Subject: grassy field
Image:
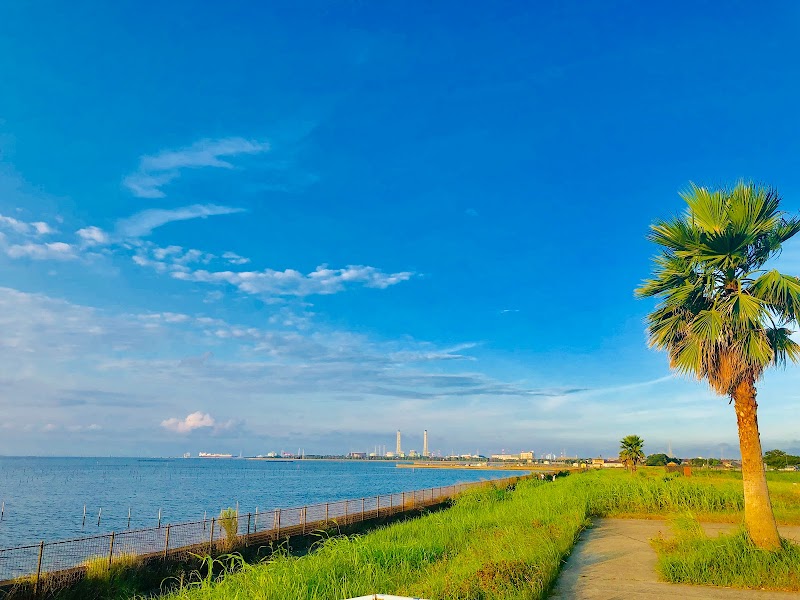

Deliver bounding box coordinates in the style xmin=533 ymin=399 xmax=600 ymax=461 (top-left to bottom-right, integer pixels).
xmin=158 ymin=477 xmax=587 ymax=600
xmin=149 ymin=468 xmax=800 ymax=600
xmin=653 ymin=515 xmax=800 ymax=591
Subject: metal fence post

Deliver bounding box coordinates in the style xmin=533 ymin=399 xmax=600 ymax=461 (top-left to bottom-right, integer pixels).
xmin=163 ymin=524 xmax=171 ymax=559
xmin=344 ymin=501 xmax=348 ymax=524
xmin=361 ymin=498 xmax=365 ymax=521
xmin=275 ymin=508 xmax=281 ymax=538
xmin=108 ymin=532 xmax=115 ymax=570
xmin=34 ymin=540 xmax=44 ymax=596
xmin=301 ymin=507 xmax=307 ymax=534
xmin=246 ymin=513 xmax=251 ymax=546
xmin=402 ymin=491 xmax=405 ymax=509
xmin=325 ymin=502 xmax=329 ymax=524
xmin=209 ymin=518 xmax=216 ymax=554
xmin=376 ymin=495 xmax=380 ymax=518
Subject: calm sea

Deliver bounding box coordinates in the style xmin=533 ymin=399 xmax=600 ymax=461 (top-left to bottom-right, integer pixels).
xmin=0 ymin=457 xmax=517 ymax=548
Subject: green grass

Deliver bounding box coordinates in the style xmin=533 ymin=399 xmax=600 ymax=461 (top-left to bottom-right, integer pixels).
xmin=160 ymin=478 xmax=589 ymax=600
xmin=37 ymin=468 xmax=800 ymax=599
xmin=653 ymin=516 xmax=800 ymax=591
xmin=160 ymin=469 xmax=800 ymax=600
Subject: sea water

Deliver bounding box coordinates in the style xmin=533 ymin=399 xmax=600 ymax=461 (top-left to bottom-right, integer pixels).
xmin=0 ymin=457 xmax=517 ymax=548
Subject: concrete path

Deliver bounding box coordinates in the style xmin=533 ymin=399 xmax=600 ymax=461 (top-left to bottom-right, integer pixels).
xmin=548 ymin=518 xmax=800 ymax=599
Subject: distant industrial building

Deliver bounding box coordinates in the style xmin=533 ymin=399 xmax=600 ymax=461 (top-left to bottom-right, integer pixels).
xmin=491 ymin=454 xmax=520 ymax=461
xmin=490 ymin=450 xmax=535 ymax=462
xmin=423 ymin=430 xmax=429 ymax=457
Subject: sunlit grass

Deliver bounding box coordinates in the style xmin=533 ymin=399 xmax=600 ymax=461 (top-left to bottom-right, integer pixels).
xmin=61 ymin=468 xmax=795 ymax=599
xmin=653 ymin=515 xmax=800 ymax=591
xmin=160 ymin=479 xmax=588 ymax=600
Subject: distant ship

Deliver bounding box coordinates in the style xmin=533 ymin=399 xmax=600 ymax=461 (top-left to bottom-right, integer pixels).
xmin=198 ymin=452 xmax=233 ymax=458
xmin=183 ymin=452 xmax=191 ymax=458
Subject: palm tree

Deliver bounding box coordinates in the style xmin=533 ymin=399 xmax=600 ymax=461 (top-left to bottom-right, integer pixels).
xmin=636 ymin=182 xmax=800 ymax=550
xmin=619 ymin=435 xmax=645 ymax=472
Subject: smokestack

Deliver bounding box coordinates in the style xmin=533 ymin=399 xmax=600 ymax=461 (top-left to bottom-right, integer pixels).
xmin=396 ymin=430 xmax=402 ymax=455
xmin=423 ymin=430 xmax=429 ymax=457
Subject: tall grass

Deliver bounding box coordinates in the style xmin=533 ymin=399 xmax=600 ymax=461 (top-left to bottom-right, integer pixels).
xmin=161 ymin=479 xmax=589 ymax=600
xmin=69 ymin=468 xmax=796 ymax=600
xmin=653 ymin=516 xmax=800 ymax=591
xmin=581 ymin=470 xmax=745 ymax=517
xmin=218 ymin=508 xmax=239 ymax=548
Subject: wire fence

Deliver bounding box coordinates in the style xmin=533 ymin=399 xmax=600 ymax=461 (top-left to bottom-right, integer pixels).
xmin=0 ymin=474 xmax=528 ymax=589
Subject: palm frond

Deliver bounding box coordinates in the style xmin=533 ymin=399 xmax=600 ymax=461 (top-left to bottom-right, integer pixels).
xmin=766 ymin=327 xmax=800 ymax=367
xmin=749 ymin=270 xmax=800 ymax=323
xmin=637 ymin=182 xmax=800 ymax=394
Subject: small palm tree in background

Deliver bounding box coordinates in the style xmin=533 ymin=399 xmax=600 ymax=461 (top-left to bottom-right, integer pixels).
xmin=619 ymin=435 xmax=645 ymax=472
xmin=636 ymin=182 xmax=800 ymax=550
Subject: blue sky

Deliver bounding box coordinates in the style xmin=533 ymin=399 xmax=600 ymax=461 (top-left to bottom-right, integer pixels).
xmin=1 ymin=1 xmax=799 ymax=458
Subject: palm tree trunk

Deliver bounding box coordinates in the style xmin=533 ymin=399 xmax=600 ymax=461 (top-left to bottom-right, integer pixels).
xmin=733 ymin=378 xmax=781 ymax=550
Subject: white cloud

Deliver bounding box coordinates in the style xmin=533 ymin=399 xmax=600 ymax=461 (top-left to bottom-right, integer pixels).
xmin=7 ymin=284 xmax=792 ymax=458
xmin=0 ymin=214 xmax=54 ymax=236
xmin=123 ymin=137 xmax=270 ymax=198
xmin=222 ymin=251 xmax=250 ymax=265
xmin=171 ymin=264 xmax=414 ymax=297
xmin=0 ymin=215 xmax=34 ymax=234
xmin=5 ymin=241 xmax=76 ymax=261
xmin=76 ymin=226 xmax=110 ymax=246
xmin=161 ymin=411 xmax=216 ymax=433
xmin=116 ymin=204 xmax=245 ymax=237
xmin=128 ymin=241 xmax=413 ymax=298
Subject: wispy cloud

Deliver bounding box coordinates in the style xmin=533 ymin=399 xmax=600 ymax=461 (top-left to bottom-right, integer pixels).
xmin=222 ymin=251 xmax=250 ymax=265
xmin=0 ymin=214 xmax=55 ymax=236
xmin=4 ymin=240 xmax=76 ymax=261
xmin=116 ymin=204 xmax=245 ymax=237
xmin=171 ymin=264 xmax=415 ymax=297
xmin=123 ymin=137 xmax=270 ymax=198
xmin=0 ymin=212 xmax=78 ymax=261
xmin=128 ymin=241 xmax=414 ymax=297
xmin=3 ymin=284 xmax=798 ymax=456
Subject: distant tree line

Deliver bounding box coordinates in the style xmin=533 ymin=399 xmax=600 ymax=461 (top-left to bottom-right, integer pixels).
xmin=764 ymin=449 xmax=800 ymax=469
xmin=644 ymin=453 xmax=682 ymax=466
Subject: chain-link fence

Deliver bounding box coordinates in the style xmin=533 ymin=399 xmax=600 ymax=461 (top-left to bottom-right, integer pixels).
xmin=0 ymin=474 xmax=527 ymax=590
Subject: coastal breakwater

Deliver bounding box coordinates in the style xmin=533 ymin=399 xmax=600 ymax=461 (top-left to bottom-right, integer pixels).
xmin=0 ymin=474 xmax=530 ymax=597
